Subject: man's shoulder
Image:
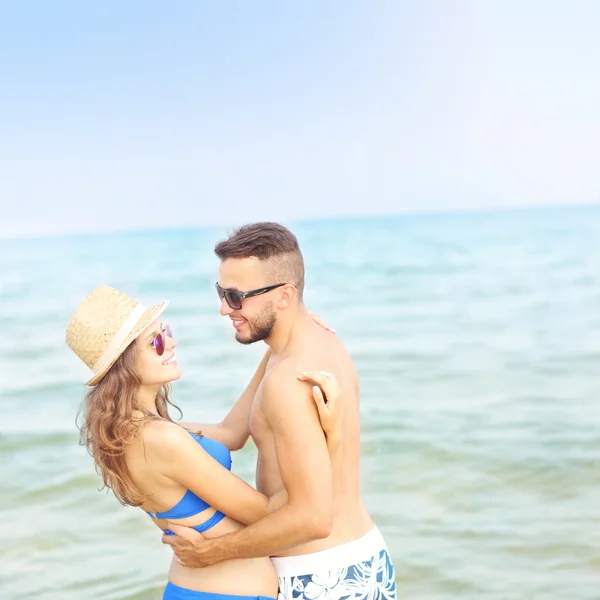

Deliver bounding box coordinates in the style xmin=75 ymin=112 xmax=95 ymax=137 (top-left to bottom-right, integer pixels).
xmin=262 ymin=357 xmax=303 ymax=394
xmin=260 ymin=357 xmax=314 ymax=411
xmin=260 ymin=365 xmax=323 ymax=431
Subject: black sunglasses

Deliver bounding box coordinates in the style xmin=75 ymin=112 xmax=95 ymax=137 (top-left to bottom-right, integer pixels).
xmin=215 ymin=282 xmax=287 ymax=310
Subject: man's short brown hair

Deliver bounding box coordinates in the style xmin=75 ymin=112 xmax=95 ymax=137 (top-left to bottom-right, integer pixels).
xmin=214 ymin=222 xmax=305 ymax=299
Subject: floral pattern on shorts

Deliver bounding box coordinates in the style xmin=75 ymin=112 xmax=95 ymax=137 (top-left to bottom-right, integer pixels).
xmin=277 ymin=549 xmax=396 ymax=600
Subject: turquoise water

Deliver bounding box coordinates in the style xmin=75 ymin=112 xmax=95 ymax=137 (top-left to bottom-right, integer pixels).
xmin=1 ymin=206 xmax=599 ymax=599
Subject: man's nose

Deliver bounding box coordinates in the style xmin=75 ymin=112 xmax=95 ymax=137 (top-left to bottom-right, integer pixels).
xmin=220 ymin=298 xmax=234 ymax=316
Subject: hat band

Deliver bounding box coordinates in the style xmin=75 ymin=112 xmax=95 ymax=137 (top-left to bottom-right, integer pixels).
xmin=91 ymin=303 xmax=148 ymax=375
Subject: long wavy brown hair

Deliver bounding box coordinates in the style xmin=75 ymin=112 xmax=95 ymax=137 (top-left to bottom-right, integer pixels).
xmin=77 ymin=342 xmax=182 ymax=507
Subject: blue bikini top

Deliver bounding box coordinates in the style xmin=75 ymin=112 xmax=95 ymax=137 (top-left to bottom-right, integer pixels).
xmin=146 ymin=431 xmax=232 ymax=535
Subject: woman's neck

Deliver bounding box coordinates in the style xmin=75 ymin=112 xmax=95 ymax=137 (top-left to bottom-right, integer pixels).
xmin=135 ymin=384 xmax=161 ymax=414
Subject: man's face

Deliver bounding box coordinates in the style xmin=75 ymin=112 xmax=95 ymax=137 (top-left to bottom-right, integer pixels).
xmin=217 ymin=257 xmax=277 ymax=345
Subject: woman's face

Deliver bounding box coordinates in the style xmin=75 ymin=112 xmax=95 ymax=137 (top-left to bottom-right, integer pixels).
xmin=134 ymin=319 xmax=181 ymax=386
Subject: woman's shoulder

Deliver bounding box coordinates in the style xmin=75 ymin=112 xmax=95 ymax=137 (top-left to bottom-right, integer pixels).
xmin=139 ymin=418 xmax=190 ymax=452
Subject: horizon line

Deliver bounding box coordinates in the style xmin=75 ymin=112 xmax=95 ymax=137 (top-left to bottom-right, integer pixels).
xmin=1 ymin=199 xmax=598 ymax=243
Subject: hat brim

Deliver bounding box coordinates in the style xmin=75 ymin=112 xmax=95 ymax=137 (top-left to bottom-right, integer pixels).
xmin=85 ymin=300 xmax=169 ymax=386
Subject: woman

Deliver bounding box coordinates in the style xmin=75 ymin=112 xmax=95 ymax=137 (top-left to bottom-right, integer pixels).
xmin=65 ymin=285 xmax=341 ymax=600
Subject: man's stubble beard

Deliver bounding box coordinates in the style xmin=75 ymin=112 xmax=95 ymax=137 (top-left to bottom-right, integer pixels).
xmin=235 ymin=301 xmax=277 ymax=345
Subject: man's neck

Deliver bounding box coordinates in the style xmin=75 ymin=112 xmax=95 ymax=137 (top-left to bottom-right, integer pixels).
xmin=265 ymin=304 xmax=313 ymax=355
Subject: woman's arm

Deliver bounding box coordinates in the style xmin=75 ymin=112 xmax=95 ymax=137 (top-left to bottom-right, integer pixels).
xmin=177 ymin=315 xmax=336 ymax=450
xmin=148 ymin=421 xmax=269 ymax=526
xmin=148 ymin=371 xmax=343 ymax=526
xmin=178 ymin=349 xmax=271 ymax=450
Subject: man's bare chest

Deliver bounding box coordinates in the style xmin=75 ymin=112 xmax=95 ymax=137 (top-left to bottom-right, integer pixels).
xmin=248 ymin=385 xmax=272 ymax=450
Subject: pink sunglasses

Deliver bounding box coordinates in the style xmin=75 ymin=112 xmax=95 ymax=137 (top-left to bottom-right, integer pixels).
xmin=152 ymin=324 xmax=172 ymax=356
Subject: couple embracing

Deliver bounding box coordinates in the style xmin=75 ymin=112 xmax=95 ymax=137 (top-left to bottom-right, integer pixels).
xmin=66 ymin=222 xmax=397 ymax=600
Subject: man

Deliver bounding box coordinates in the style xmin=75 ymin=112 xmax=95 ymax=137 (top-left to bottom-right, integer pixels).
xmin=164 ymin=222 xmax=396 ymax=600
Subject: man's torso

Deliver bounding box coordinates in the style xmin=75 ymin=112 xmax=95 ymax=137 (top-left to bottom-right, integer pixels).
xmin=249 ymin=328 xmax=373 ymax=556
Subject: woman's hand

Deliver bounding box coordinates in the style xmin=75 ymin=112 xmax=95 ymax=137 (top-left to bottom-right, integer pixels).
xmin=310 ymin=314 xmax=336 ymax=334
xmin=297 ymin=371 xmax=342 ymax=452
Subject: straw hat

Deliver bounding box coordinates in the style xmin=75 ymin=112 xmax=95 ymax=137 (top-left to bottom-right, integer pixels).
xmin=66 ymin=285 xmax=169 ymax=386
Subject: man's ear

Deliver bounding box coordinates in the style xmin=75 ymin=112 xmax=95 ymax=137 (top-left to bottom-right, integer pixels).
xmin=276 ymin=284 xmax=298 ymax=309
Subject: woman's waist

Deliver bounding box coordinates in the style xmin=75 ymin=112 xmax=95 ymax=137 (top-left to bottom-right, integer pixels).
xmin=168 ymin=556 xmax=277 ymax=596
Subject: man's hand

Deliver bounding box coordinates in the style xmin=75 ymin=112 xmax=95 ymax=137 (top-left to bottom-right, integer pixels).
xmin=161 ymin=523 xmax=226 ymax=568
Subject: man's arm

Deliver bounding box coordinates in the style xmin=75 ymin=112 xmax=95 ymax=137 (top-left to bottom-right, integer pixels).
xmin=167 ymin=367 xmax=333 ymax=566
xmin=266 ymin=371 xmax=342 ymax=514
xmin=179 ymin=349 xmax=271 ymax=450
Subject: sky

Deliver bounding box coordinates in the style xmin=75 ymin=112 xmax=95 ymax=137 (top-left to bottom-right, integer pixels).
xmin=1 ymin=1 xmax=599 ymax=238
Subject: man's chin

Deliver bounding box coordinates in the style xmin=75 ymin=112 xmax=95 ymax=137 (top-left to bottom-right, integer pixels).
xmin=235 ymin=332 xmax=259 ymax=345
